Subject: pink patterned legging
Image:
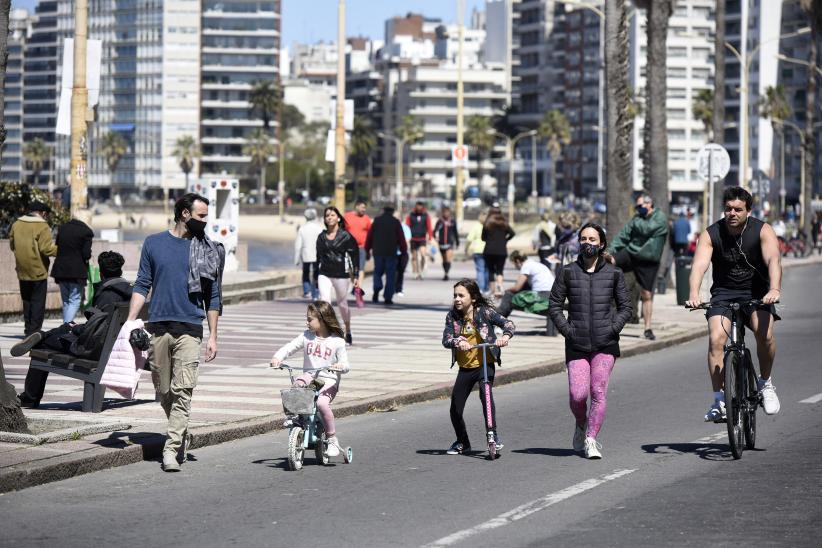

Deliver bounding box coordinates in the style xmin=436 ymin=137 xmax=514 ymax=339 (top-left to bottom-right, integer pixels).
xmin=295 ymin=373 xmax=339 ymax=436
xmin=567 ymin=353 xmax=616 ymax=439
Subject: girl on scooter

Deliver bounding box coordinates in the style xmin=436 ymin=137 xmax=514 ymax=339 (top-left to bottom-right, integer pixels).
xmin=270 ymin=301 xmax=350 ymax=456
xmin=548 ymin=222 xmax=632 ymax=460
xmin=442 ymin=279 xmax=515 ymax=455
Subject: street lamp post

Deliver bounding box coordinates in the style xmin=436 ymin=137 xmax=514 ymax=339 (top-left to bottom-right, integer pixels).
xmin=334 ymin=0 xmax=347 ymax=210
xmin=378 ymin=132 xmax=406 ymax=216
xmin=455 ymin=0 xmax=466 ymax=227
xmin=530 ymin=133 xmax=538 ymax=211
xmin=724 ymin=27 xmax=810 ymax=189
xmin=496 ymin=129 xmax=537 ymax=222
xmin=69 ymin=0 xmax=89 ymax=216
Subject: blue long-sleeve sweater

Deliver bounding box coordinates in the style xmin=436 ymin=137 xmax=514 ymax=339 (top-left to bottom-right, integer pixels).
xmin=133 ymin=231 xmax=221 ymax=326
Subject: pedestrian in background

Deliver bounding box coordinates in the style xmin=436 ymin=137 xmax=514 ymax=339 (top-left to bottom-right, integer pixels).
xmin=532 ymin=212 xmax=557 ymax=267
xmin=465 ymin=211 xmax=488 ymax=294
xmin=343 ymin=199 xmax=372 ymax=300
xmin=9 ymin=201 xmax=58 ymax=335
xmin=294 ymin=208 xmax=323 ymax=299
xmin=671 ymin=211 xmax=691 ymax=256
xmin=553 ymin=211 xmax=581 ymax=269
xmin=549 ymin=223 xmax=632 ymax=459
xmin=482 ymin=209 xmax=515 ymax=298
xmin=608 ymin=194 xmax=668 ymax=340
xmin=496 ymin=250 xmax=555 ymax=317
xmin=434 ymin=206 xmax=459 ymax=281
xmin=128 ymin=193 xmax=225 ymax=472
xmin=395 ymin=221 xmax=412 ymax=298
xmin=316 ymin=206 xmax=359 ymax=345
xmin=51 ymin=214 xmax=94 ymax=323
xmin=441 ymin=278 xmax=515 ymax=455
xmin=365 ymin=203 xmax=407 ymax=305
xmin=405 ymin=201 xmax=433 ymax=280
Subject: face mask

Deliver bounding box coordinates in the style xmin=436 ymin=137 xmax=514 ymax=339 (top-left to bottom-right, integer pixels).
xmin=580 ymin=242 xmax=601 ymax=259
xmin=186 ymin=217 xmax=207 ymax=237
xmin=636 ymin=206 xmax=649 ymax=218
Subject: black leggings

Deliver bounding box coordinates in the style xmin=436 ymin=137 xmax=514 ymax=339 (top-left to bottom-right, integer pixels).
xmin=450 ymin=366 xmax=497 ymax=446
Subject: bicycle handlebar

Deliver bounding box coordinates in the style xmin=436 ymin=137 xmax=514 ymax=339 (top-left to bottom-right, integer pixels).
xmin=685 ymin=298 xmax=776 ymax=311
xmin=470 ymin=343 xmax=495 ymax=349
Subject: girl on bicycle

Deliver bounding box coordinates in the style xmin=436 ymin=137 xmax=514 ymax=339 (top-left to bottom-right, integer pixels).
xmin=442 ymin=279 xmax=515 ymax=455
xmin=270 ymin=300 xmax=350 ymax=456
xmin=548 ymin=222 xmax=632 ymax=459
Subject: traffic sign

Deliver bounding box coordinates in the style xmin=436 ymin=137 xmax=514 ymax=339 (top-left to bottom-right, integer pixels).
xmin=452 ymin=145 xmax=469 ymax=168
xmin=696 ymin=143 xmax=730 ymax=182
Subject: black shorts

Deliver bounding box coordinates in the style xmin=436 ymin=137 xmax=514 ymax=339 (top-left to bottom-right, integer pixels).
xmin=484 ymin=254 xmax=507 ymax=277
xmin=614 ymin=250 xmax=659 ymax=292
xmin=706 ymin=294 xmax=781 ymax=322
xmin=410 ymin=240 xmax=426 ymax=251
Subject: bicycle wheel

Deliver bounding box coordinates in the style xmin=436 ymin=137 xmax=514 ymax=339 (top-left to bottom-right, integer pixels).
xmin=315 ymin=429 xmax=330 ymax=466
xmin=724 ymin=351 xmax=744 ymax=459
xmin=287 ymin=427 xmax=305 ymax=471
xmin=743 ymin=349 xmax=757 ymax=450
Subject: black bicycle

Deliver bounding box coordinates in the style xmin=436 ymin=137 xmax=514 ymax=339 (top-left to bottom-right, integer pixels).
xmin=688 ymin=299 xmax=767 ymax=459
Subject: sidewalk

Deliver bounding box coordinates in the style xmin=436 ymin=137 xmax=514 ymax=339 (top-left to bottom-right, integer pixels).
xmin=2 ymin=254 xmax=820 ymax=492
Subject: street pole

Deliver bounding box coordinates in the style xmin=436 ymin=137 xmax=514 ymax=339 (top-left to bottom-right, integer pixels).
xmin=531 ymin=133 xmax=539 ymax=213
xmin=707 ymin=151 xmax=714 ymax=228
xmin=69 ymin=0 xmax=89 ymax=216
xmin=596 ymin=14 xmax=605 ymax=191
xmin=396 ymin=138 xmax=404 ymax=215
xmin=800 ymin=144 xmax=806 ymax=228
xmin=454 ymin=0 xmax=465 ymax=227
xmin=278 ymin=140 xmax=285 ymax=220
xmin=333 ymin=0 xmax=346 ymax=210
xmin=780 ymin=130 xmax=785 ymax=216
xmin=507 ymin=139 xmax=515 ymax=222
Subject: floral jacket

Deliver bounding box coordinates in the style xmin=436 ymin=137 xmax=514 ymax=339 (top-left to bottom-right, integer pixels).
xmin=442 ymin=305 xmax=516 ymax=367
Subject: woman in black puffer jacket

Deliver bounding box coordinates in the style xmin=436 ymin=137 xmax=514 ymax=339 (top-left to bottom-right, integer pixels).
xmin=316 ymin=206 xmax=360 ymax=345
xmin=548 ymin=222 xmax=632 ymax=460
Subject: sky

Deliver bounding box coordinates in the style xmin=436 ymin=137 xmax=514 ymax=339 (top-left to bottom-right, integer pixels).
xmin=11 ymin=0 xmax=487 ymax=46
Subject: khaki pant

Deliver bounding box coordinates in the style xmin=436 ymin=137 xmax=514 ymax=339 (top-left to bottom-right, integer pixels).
xmin=149 ymin=333 xmax=201 ymax=455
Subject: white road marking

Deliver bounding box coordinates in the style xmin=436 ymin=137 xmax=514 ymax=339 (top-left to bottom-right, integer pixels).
xmin=693 ymin=431 xmax=728 ymax=444
xmin=421 ymin=469 xmax=636 ymax=547
xmin=799 ymin=392 xmax=822 ymax=404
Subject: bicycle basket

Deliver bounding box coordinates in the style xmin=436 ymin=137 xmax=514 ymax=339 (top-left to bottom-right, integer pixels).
xmin=280 ymin=388 xmax=316 ymax=415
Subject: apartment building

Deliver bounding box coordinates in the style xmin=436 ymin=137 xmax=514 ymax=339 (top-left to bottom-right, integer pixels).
xmin=2 ymin=9 xmax=31 ymax=184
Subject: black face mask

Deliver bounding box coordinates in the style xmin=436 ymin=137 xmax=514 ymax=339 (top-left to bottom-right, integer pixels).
xmin=580 ymin=243 xmax=601 ymax=259
xmin=186 ymin=218 xmax=207 ymax=237
xmin=636 ymin=206 xmax=649 ymax=218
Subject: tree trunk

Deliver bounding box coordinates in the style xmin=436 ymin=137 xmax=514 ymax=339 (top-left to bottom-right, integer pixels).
xmin=645 ymin=0 xmax=672 ymax=215
xmin=804 ymin=30 xmax=817 ymax=232
xmin=605 ymin=0 xmax=634 ymax=234
xmin=0 ymin=0 xmax=11 ymax=158
xmin=476 ymin=149 xmax=484 ymax=193
xmin=0 ymin=353 xmax=28 ymax=434
xmin=259 ymin=164 xmax=266 ymax=205
xmin=712 ymin=0 xmax=727 ymax=223
xmin=549 ymin=152 xmax=557 ymax=206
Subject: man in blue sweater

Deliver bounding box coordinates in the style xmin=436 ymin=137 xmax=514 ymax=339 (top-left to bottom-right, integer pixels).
xmin=127 ymin=193 xmax=224 ymax=472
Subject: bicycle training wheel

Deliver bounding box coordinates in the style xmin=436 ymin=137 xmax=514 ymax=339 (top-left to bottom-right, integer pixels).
xmin=743 ymin=349 xmax=757 ymax=450
xmin=315 ymin=430 xmax=330 ymax=466
xmin=724 ymin=352 xmax=744 ymax=459
xmin=287 ymin=427 xmax=305 ymax=471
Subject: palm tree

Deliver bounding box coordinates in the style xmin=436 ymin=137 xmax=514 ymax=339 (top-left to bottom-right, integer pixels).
xmin=800 ymin=0 xmax=822 ymax=231
xmin=538 ymin=110 xmax=571 ymax=204
xmin=464 ymin=115 xmax=496 ymax=191
xmin=393 ymin=115 xmax=424 ymax=196
xmin=349 ymin=116 xmax=377 ymax=199
xmin=248 ymin=80 xmax=281 ymax=133
xmin=637 ymin=0 xmax=674 ymax=216
xmin=605 ymin=0 xmax=634 ymax=235
xmin=243 ymin=128 xmax=276 ymax=203
xmin=173 ymin=135 xmax=200 ymax=189
xmin=0 ymin=0 xmax=11 ymax=162
xmin=759 ymin=85 xmax=792 ymax=215
xmin=22 ymin=138 xmax=50 ymax=185
xmin=99 ymin=131 xmax=129 ymax=184
xmin=692 ymin=88 xmax=714 ymax=141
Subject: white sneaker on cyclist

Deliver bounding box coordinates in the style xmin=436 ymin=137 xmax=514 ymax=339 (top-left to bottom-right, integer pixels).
xmin=326 ymin=435 xmax=341 ymax=457
xmin=704 ymin=400 xmax=726 ymax=422
xmin=584 ymin=437 xmax=602 ymax=459
xmin=573 ymin=422 xmax=587 ymax=452
xmin=758 ymin=378 xmax=781 ymax=415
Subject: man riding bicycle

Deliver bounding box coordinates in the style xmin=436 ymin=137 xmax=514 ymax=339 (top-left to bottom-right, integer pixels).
xmin=685 ymin=187 xmax=782 ymax=422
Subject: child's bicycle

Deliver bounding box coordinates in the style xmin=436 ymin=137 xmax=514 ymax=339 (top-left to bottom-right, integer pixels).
xmin=275 ymin=363 xmax=353 ymax=471
xmin=472 ymin=343 xmax=501 ymax=461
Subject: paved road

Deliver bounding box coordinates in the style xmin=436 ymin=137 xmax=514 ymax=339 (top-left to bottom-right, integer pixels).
xmin=1 ymin=264 xmax=820 ymax=547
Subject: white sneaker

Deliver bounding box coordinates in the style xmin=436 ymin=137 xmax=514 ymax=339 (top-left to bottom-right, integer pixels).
xmin=326 ymin=435 xmax=341 ymax=457
xmin=758 ymin=378 xmax=781 ymax=415
xmin=584 ymin=437 xmax=602 ymax=459
xmin=162 ymin=452 xmax=181 ymax=472
xmin=573 ymin=423 xmax=587 ymax=452
xmin=395 ymin=291 xmax=405 ymax=298
xmin=704 ymin=400 xmax=726 ymax=422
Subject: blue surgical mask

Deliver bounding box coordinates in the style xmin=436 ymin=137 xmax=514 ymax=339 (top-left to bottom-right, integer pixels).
xmin=636 ymin=206 xmax=649 ymax=218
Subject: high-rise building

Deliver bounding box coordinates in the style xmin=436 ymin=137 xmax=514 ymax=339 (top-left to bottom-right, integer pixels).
xmin=289 ymin=41 xmax=338 ymax=87
xmin=630 ymin=0 xmax=716 ymax=200
xmin=23 ymin=1 xmax=60 ymax=188
xmin=2 ymin=9 xmax=31 ymax=183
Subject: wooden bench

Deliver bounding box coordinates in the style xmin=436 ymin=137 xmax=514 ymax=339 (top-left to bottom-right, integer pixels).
xmin=27 ymin=303 xmax=135 ymax=413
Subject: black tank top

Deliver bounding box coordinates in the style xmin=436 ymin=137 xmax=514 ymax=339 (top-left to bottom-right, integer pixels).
xmin=707 ymin=217 xmax=770 ymax=298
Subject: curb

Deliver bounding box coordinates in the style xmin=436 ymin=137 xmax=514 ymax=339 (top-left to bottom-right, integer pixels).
xmin=0 ymin=324 xmax=708 ymax=493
